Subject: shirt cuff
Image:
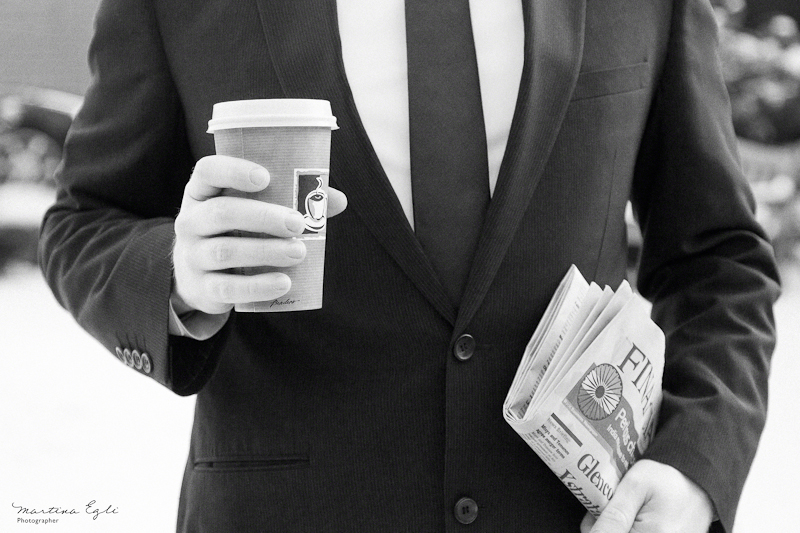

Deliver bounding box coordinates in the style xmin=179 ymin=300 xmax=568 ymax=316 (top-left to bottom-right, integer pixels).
xmin=168 ymin=292 xmax=230 ymax=341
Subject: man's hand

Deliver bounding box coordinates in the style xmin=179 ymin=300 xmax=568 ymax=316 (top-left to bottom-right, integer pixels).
xmin=173 ymin=155 xmax=347 ymax=315
xmin=580 ymin=459 xmax=714 ymax=533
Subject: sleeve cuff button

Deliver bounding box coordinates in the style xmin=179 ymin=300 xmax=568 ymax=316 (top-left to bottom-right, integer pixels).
xmin=141 ymin=353 xmax=152 ymax=374
xmin=132 ymin=350 xmax=143 ymax=370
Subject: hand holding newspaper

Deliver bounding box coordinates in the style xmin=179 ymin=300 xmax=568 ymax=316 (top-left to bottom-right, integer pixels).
xmin=503 ymin=265 xmax=665 ymax=517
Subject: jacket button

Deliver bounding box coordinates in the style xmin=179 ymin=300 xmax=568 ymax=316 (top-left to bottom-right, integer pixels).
xmin=115 ymin=347 xmax=124 ymax=361
xmin=453 ymin=334 xmax=476 ymax=361
xmin=454 ymin=497 xmax=478 ymax=524
xmin=123 ymin=349 xmax=134 ymax=367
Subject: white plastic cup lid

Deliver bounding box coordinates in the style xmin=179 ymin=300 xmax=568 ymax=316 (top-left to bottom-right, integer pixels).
xmin=207 ymin=99 xmax=338 ymax=132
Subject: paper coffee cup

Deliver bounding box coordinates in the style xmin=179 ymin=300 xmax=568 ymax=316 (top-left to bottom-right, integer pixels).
xmin=207 ymin=99 xmax=338 ymax=312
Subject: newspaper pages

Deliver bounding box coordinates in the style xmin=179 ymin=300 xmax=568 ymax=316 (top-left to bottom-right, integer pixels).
xmin=503 ymin=265 xmax=665 ymax=516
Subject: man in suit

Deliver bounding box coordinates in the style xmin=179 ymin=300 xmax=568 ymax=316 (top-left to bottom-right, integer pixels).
xmin=39 ymin=0 xmax=780 ymax=532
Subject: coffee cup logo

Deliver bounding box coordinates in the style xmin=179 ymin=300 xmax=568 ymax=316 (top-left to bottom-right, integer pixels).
xmin=296 ymin=171 xmax=328 ymax=233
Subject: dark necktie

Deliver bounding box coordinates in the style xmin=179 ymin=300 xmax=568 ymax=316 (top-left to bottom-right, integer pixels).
xmin=406 ymin=0 xmax=490 ymax=307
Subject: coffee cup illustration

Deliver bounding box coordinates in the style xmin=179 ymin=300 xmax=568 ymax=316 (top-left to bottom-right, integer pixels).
xmin=303 ymin=176 xmax=328 ymax=232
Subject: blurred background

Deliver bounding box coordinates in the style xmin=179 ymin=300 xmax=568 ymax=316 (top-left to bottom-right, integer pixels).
xmin=1 ymin=0 xmax=798 ymax=530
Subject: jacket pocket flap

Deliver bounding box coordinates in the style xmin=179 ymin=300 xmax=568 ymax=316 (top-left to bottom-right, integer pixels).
xmin=194 ymin=454 xmax=310 ymax=472
xmin=571 ymin=62 xmax=649 ymax=101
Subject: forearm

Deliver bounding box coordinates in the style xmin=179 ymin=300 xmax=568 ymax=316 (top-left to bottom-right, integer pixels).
xmin=630 ymin=0 xmax=780 ymax=530
xmin=40 ymin=207 xmax=177 ymax=384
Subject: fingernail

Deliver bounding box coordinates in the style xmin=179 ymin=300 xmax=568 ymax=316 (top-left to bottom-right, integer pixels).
xmin=285 ymin=212 xmax=305 ymax=234
xmin=249 ymin=167 xmax=269 ymax=187
xmin=286 ymin=240 xmax=306 ymax=259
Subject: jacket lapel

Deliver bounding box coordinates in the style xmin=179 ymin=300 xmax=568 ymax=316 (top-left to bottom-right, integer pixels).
xmin=257 ymin=0 xmax=587 ymax=329
xmin=455 ymin=0 xmax=587 ymax=334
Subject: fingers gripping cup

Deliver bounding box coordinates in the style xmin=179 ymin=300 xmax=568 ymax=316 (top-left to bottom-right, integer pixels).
xmin=207 ymin=99 xmax=338 ymax=312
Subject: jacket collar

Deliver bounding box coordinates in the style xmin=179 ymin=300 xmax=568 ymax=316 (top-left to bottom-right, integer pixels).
xmin=257 ymin=0 xmax=587 ymax=330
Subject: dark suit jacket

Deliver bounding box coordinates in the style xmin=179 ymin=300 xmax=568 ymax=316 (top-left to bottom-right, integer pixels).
xmin=39 ymin=0 xmax=780 ymax=531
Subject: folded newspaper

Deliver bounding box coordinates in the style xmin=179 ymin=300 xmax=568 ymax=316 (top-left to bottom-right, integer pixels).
xmin=503 ymin=265 xmax=665 ymax=517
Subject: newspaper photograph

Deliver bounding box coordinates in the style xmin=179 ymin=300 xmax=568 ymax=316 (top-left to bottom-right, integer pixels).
xmin=504 ymin=265 xmax=665 ymax=516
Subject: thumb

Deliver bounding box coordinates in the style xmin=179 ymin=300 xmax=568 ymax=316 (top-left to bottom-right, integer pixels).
xmin=589 ymin=480 xmax=646 ymax=533
xmin=580 ymin=512 xmax=596 ymax=533
xmin=326 ymin=186 xmax=348 ymax=218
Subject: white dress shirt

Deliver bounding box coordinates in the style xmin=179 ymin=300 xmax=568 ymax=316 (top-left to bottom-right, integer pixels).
xmin=337 ymin=0 xmax=524 ymax=225
xmin=170 ymin=0 xmax=524 ymax=338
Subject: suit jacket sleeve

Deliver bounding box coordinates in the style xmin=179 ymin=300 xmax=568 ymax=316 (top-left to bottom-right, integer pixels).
xmin=38 ymin=0 xmax=226 ymax=395
xmin=631 ymin=0 xmax=780 ymax=530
